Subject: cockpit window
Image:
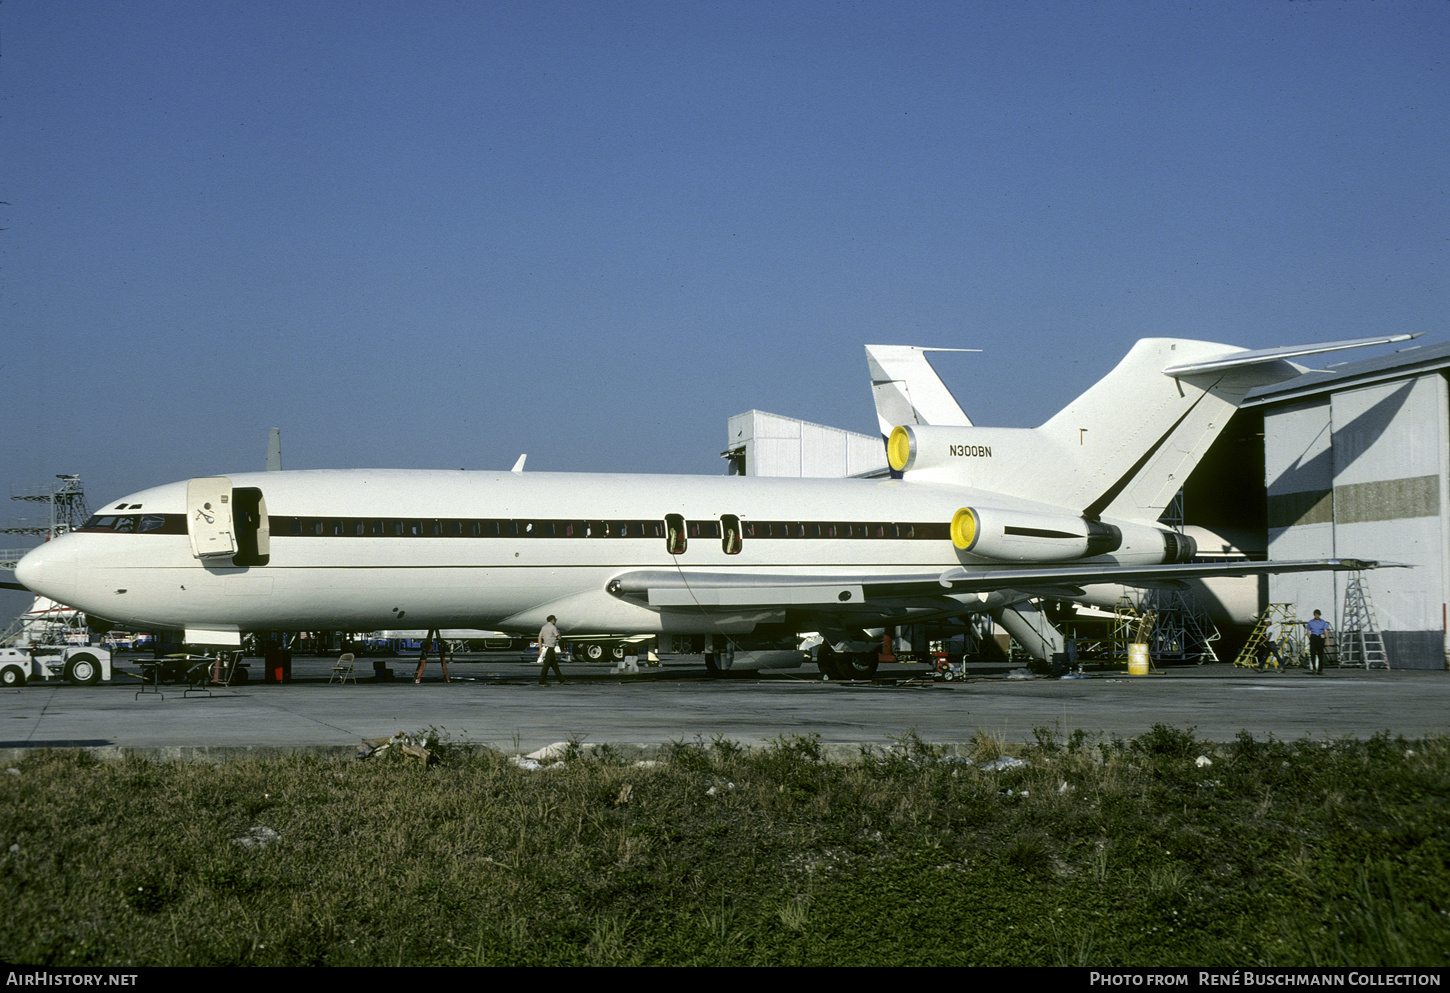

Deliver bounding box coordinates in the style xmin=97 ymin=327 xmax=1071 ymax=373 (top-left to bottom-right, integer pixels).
xmin=79 ymin=513 xmax=185 ymax=534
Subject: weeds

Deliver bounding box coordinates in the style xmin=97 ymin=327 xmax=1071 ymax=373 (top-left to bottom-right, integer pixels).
xmin=1 ymin=731 xmax=1447 ymax=966
xmin=1132 ymin=723 xmax=1198 ymax=759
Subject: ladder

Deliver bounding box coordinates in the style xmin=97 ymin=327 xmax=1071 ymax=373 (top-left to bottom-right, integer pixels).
xmin=1112 ymin=593 xmax=1140 ymax=661
xmin=1233 ymin=604 xmax=1300 ymax=671
xmin=1339 ymin=572 xmax=1390 ymax=669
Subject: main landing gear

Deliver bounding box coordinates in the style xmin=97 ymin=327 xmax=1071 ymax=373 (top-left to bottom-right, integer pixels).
xmin=816 ymin=644 xmax=879 ymax=681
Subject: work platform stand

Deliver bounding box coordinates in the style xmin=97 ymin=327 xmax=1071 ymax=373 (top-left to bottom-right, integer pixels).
xmin=1234 ymin=604 xmax=1304 ymax=672
xmin=413 ymin=629 xmax=451 ymax=683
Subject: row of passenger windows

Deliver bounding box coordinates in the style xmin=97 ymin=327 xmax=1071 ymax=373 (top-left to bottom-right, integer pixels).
xmin=268 ymin=516 xmax=939 ymax=545
xmin=277 ymin=517 xmax=669 ymax=539
xmin=79 ymin=513 xmax=943 ymax=553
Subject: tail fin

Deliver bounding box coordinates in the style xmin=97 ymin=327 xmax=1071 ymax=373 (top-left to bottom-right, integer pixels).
xmin=864 ymin=345 xmax=977 ymax=437
xmin=889 ymin=334 xmax=1417 ymax=520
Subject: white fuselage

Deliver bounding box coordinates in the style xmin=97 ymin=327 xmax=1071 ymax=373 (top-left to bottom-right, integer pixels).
xmin=16 ymin=468 xmax=1180 ymax=641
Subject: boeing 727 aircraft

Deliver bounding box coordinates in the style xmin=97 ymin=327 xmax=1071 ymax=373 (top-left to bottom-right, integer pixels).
xmin=14 ymin=335 xmax=1410 ymax=678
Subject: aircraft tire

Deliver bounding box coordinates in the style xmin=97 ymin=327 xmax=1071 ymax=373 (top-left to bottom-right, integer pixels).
xmin=609 ymin=643 xmax=627 ymax=662
xmin=582 ymin=643 xmax=606 ymax=663
xmin=704 ymin=653 xmax=720 ymax=676
xmin=839 ymin=653 xmax=879 ymax=680
xmin=816 ymin=648 xmax=842 ymax=680
xmin=1 ymin=665 xmax=25 ymax=687
xmin=67 ymin=654 xmax=102 ymax=686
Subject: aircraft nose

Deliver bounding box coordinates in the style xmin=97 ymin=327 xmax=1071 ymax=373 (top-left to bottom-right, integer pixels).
xmin=14 ymin=542 xmax=77 ymax=603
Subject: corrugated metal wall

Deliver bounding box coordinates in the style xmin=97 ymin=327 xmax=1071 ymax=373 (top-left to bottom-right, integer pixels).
xmin=1267 ymin=373 xmax=1450 ymax=668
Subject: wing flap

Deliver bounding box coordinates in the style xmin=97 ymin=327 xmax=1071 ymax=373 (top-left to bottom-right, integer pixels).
xmin=648 ymin=584 xmax=864 ymax=608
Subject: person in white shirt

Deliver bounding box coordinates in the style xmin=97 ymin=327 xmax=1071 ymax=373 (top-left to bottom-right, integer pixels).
xmin=537 ymin=615 xmax=566 ymax=685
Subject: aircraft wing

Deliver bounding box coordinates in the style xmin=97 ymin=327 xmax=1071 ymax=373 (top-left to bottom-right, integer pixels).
xmin=608 ymin=558 xmax=1397 ymax=612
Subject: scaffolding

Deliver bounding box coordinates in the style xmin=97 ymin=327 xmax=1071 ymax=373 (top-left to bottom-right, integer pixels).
xmin=1112 ymin=587 xmax=1219 ymax=665
xmin=1114 ymin=489 xmax=1221 ymax=664
xmin=1145 ymin=587 xmax=1221 ymax=663
xmin=1 ymin=476 xmax=92 ymax=647
xmin=3 ymin=475 xmax=90 ymax=541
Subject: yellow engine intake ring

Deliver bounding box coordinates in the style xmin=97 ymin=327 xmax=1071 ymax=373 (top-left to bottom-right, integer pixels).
xmin=887 ymin=425 xmax=914 ymax=472
xmin=951 ymin=507 xmax=979 ymax=551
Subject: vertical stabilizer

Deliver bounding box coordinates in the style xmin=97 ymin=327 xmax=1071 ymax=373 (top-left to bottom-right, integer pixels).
xmin=865 ymin=345 xmax=976 ymax=437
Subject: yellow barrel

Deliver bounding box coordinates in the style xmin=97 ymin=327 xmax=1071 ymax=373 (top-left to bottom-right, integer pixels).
xmin=1128 ymin=643 xmax=1150 ymax=675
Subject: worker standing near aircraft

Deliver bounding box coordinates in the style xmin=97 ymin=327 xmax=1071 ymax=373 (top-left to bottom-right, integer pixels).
xmin=1305 ymin=610 xmax=1331 ymax=674
xmin=538 ymin=615 xmax=567 ymax=685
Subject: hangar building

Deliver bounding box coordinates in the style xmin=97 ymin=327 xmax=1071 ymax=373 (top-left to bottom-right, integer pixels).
xmin=723 ymin=411 xmax=888 ymax=479
xmin=1245 ymin=342 xmax=1450 ymax=670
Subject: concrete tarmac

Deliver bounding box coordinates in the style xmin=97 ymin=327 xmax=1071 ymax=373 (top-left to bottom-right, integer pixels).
xmin=1 ymin=653 xmax=1447 ymax=761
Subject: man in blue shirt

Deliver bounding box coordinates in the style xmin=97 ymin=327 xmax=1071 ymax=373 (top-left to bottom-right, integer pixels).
xmin=1305 ymin=610 xmax=1331 ymax=674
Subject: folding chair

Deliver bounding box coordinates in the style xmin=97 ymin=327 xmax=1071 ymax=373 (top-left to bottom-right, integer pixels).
xmin=330 ymin=652 xmax=357 ymax=684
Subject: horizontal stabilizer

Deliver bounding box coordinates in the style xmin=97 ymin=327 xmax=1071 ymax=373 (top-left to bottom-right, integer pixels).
xmin=1162 ymin=334 xmax=1420 ymax=377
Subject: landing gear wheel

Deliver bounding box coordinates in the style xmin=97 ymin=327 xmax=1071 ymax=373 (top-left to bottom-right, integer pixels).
xmin=816 ymin=646 xmax=842 ymax=680
xmin=704 ymin=653 xmax=720 ymax=676
xmin=838 ymin=652 xmax=879 ymax=680
xmin=1 ymin=665 xmax=25 ymax=687
xmin=609 ymin=643 xmax=627 ymax=662
xmin=67 ymin=654 xmax=102 ymax=686
xmin=583 ymin=643 xmax=606 ymax=663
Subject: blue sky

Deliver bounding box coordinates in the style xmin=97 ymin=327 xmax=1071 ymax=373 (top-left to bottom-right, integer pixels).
xmin=1 ymin=1 xmax=1446 ymax=618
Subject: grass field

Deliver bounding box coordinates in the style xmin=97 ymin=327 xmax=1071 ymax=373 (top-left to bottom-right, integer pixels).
xmin=2 ymin=725 xmax=1447 ymax=967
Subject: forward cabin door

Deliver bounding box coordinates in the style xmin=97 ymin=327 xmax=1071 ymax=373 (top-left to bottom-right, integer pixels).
xmin=187 ymin=477 xmax=237 ymax=559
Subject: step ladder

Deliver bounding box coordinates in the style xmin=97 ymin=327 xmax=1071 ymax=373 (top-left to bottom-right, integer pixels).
xmin=1111 ymin=593 xmax=1140 ymax=661
xmin=1339 ymin=572 xmax=1390 ymax=669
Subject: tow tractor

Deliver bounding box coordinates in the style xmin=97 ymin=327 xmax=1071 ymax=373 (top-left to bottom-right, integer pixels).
xmin=0 ymin=645 xmax=113 ymax=687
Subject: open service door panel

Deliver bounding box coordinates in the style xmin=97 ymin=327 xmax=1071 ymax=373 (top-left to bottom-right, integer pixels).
xmin=187 ymin=477 xmax=236 ymax=559
xmin=187 ymin=477 xmax=270 ymax=566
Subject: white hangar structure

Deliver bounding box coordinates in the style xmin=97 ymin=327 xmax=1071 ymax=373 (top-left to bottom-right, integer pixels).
xmin=1245 ymin=342 xmax=1450 ymax=670
xmin=727 ymin=341 xmax=1450 ymax=670
xmin=722 ymin=411 xmax=888 ymax=479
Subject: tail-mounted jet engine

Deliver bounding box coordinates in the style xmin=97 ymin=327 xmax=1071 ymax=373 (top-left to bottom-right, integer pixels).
xmin=949 ymin=506 xmax=1196 ymax=565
